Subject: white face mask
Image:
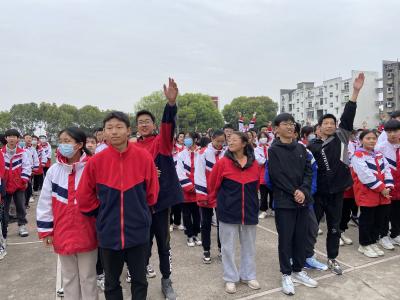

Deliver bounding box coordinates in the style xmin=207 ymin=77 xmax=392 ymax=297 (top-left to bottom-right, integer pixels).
xmin=307 ymin=134 xmax=316 ymax=141
xmin=259 ymin=137 xmax=269 ymax=145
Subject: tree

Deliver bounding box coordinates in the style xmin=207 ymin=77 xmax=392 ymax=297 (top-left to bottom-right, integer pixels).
xmin=222 ymin=96 xmax=278 ymax=129
xmin=77 ymin=105 xmax=105 ymax=134
xmin=9 ymin=103 xmax=41 ymax=134
xmin=134 ymin=91 xmax=166 ymax=124
xmin=177 ymin=93 xmax=224 ymax=132
xmin=39 ymin=102 xmax=61 ymax=142
xmin=0 ymin=111 xmax=11 ymax=133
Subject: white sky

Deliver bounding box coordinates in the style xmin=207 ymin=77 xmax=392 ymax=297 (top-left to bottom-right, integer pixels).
xmin=0 ymin=0 xmax=399 ymax=112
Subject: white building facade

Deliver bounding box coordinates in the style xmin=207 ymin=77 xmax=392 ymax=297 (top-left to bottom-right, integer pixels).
xmin=280 ymin=70 xmax=381 ymax=129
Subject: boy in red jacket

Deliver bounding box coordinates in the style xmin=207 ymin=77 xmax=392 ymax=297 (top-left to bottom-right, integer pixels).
xmin=0 ymin=150 xmax=6 ymax=259
xmin=1 ymin=129 xmax=32 ymax=238
xmin=78 ymin=111 xmax=159 ymax=300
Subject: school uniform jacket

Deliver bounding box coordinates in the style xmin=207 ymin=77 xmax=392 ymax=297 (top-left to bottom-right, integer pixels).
xmin=136 ymin=104 xmax=184 ymax=212
xmin=36 ymin=153 xmax=97 ymax=255
xmin=33 ymin=145 xmax=45 ymax=175
xmin=375 ymin=141 xmax=400 ymax=200
xmin=1 ymin=146 xmax=32 ymax=194
xmin=194 ymin=143 xmax=225 ymax=208
xmin=208 ymin=150 xmax=260 ymax=225
xmin=0 ymin=151 xmax=4 ymax=195
xmin=77 ymin=143 xmax=159 ymax=250
xmin=173 ymin=143 xmax=185 ymax=165
xmin=42 ymin=142 xmax=52 ymax=168
xmin=238 ymin=116 xmax=256 ymax=132
xmin=351 ymin=148 xmax=394 ymax=207
xmin=177 ymin=147 xmax=200 ymax=202
xmin=24 ymin=146 xmax=40 ymax=173
xmin=254 ymin=144 xmax=269 ymax=185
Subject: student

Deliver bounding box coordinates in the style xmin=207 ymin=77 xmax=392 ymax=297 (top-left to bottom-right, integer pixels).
xmin=1 ymin=129 xmax=32 ymax=238
xmin=31 ymin=135 xmax=45 ymax=194
xmin=352 ymin=130 xmax=393 ymax=257
xmin=299 ymin=126 xmax=315 ymax=146
xmin=77 ymin=111 xmax=159 ymax=300
xmin=375 ymin=119 xmax=400 ymax=249
xmin=238 ymin=112 xmax=257 ymax=133
xmin=22 ymin=133 xmax=39 ymax=208
xmin=37 ymin=127 xmax=98 ymax=300
xmin=209 ymin=131 xmax=261 ymax=294
xmin=255 ymin=131 xmax=274 ymax=219
xmin=0 ymin=150 xmax=6 ymax=260
xmin=195 ymin=129 xmax=225 ymax=263
xmin=222 ymin=124 xmax=235 ymax=143
xmin=267 ymin=114 xmax=318 ymax=296
xmin=177 ymin=132 xmax=202 ymax=247
xmin=308 ymin=73 xmax=365 ymax=275
xmin=377 ymin=111 xmax=400 ymax=146
xmin=39 ymin=135 xmax=52 ymax=176
xmin=134 ymin=78 xmax=184 ymax=300
xmin=86 ymin=135 xmax=97 ymax=155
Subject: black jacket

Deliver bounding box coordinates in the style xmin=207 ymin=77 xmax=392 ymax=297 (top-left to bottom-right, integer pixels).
xmin=267 ymin=139 xmax=313 ymax=209
xmin=308 ymin=101 xmax=357 ymax=194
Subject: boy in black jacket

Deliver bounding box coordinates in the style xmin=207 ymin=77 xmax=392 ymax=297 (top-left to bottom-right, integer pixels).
xmin=267 ymin=113 xmax=317 ymax=296
xmin=307 ymin=73 xmax=364 ymax=275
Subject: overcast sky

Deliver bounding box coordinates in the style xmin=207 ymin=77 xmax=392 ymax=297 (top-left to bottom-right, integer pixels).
xmin=1 ymin=0 xmax=399 ymax=112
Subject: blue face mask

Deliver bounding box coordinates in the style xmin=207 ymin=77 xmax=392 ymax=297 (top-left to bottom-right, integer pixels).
xmin=58 ymin=144 xmax=76 ymax=158
xmin=184 ymin=138 xmax=193 ymax=148
xmin=19 ymin=141 xmax=26 ymax=148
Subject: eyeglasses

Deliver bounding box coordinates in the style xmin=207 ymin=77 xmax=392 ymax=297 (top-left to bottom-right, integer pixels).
xmin=138 ymin=120 xmax=153 ymax=126
xmin=280 ymin=122 xmax=295 ymax=127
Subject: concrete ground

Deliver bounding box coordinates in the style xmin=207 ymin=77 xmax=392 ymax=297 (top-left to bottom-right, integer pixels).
xmin=1 ymin=194 xmax=400 ymax=300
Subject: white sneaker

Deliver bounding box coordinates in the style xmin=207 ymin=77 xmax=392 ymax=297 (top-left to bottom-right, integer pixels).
xmin=358 ymin=245 xmax=378 ymax=258
xmin=379 ymin=236 xmax=395 ymax=250
xmin=187 ymin=237 xmax=195 ymax=247
xmin=341 ymin=234 xmax=353 ymax=245
xmin=96 ymin=273 xmax=105 ymax=291
xmin=193 ymin=236 xmax=202 ymax=246
xmin=178 ymin=224 xmax=185 ymax=231
xmin=18 ymin=225 xmax=29 ymax=237
xmin=29 ymin=197 xmax=35 ymax=203
xmin=318 ymin=228 xmax=323 ymax=235
xmin=225 ymin=282 xmax=236 ymax=294
xmin=169 ymin=225 xmax=174 ymax=232
xmin=241 ymin=279 xmax=260 ymax=290
xmin=258 ymin=211 xmax=268 ymax=219
xmin=339 ymin=238 xmax=344 ymax=246
xmin=370 ymin=244 xmax=384 ymax=256
xmin=0 ymin=246 xmax=7 ymax=260
xmin=292 ymin=271 xmax=318 ymax=288
xmin=269 ymin=210 xmax=275 ymax=217
xmin=281 ymin=274 xmax=295 ymax=295
xmin=390 ymin=235 xmax=400 ymax=246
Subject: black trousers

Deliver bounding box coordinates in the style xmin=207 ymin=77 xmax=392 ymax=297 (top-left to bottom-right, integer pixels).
xmin=200 ymin=207 xmax=221 ymax=252
xmin=390 ymin=201 xmax=400 ymax=238
xmin=170 ymin=203 xmax=182 ymax=226
xmin=275 ymin=207 xmax=308 ymax=275
xmin=259 ymin=184 xmax=273 ymax=212
xmin=33 ymin=174 xmax=43 ymax=191
xmin=3 ymin=191 xmax=27 ymax=238
xmin=147 ymin=208 xmax=172 ymax=279
xmin=25 ymin=179 xmax=33 ymax=206
xmin=0 ymin=201 xmax=5 ymax=239
xmin=101 ymin=244 xmax=148 ymax=300
xmin=96 ymin=248 xmax=104 ymax=276
xmin=314 ymin=192 xmax=343 ymax=259
xmin=182 ymin=202 xmax=200 ymax=238
xmin=305 ymin=207 xmax=319 ymax=259
xmin=359 ymin=205 xmax=390 ymax=246
xmin=43 ymin=167 xmax=49 ymax=177
xmin=340 ymin=198 xmax=358 ymax=232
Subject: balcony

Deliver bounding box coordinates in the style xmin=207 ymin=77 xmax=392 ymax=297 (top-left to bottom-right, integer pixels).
xmin=387 ymin=93 xmax=394 ymax=99
xmin=387 ymin=78 xmax=394 ymax=85
xmin=376 ymin=87 xmax=383 ymax=93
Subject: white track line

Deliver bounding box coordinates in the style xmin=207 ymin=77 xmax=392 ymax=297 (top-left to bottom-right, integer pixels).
xmin=7 ymin=240 xmax=42 ymax=245
xmin=256 ymin=224 xmax=353 ymax=268
xmin=55 ymin=256 xmax=62 ymax=300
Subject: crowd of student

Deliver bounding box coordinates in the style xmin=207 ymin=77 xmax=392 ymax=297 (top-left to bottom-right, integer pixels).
xmin=1 ymin=74 xmax=400 ymax=299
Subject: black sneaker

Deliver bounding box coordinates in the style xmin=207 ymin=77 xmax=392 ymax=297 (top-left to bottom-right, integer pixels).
xmin=161 ymin=278 xmax=177 ymax=300
xmin=203 ymin=251 xmax=211 ymax=264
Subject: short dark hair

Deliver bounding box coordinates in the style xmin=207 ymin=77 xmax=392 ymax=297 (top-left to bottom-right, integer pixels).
xmin=300 ymin=126 xmax=314 ymax=139
xmin=199 ymin=136 xmax=211 ymax=148
xmin=94 ymin=127 xmax=103 ymax=134
xmin=384 ymin=119 xmax=400 ymax=132
xmin=186 ymin=132 xmax=200 ymax=141
xmin=0 ymin=134 xmax=6 ymax=145
xmin=223 ymin=123 xmax=234 ymax=130
xmin=211 ymin=129 xmax=225 ymax=139
xmin=5 ymin=129 xmax=21 ymax=138
xmin=58 ymin=127 xmax=91 ymax=156
xmin=86 ymin=135 xmax=98 ymax=143
xmin=318 ymin=114 xmax=337 ymax=126
xmin=32 ymin=135 xmax=39 ymax=140
xmin=23 ymin=133 xmax=32 ymax=138
xmin=273 ymin=113 xmax=295 ymax=127
xmin=359 ymin=129 xmax=378 ymax=141
xmin=103 ymin=111 xmax=130 ymax=128
xmin=136 ymin=110 xmax=155 ymax=124
xmin=294 ymin=122 xmax=301 ymax=136
xmin=178 ymin=131 xmax=185 ymax=137
xmin=390 ymin=111 xmax=400 ymax=119
xmin=257 ymin=131 xmax=268 ymax=140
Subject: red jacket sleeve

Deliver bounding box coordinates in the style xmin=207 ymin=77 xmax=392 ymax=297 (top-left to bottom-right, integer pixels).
xmin=0 ymin=151 xmax=5 ymax=196
xmin=77 ymin=159 xmax=100 ymax=217
xmin=207 ymin=159 xmax=225 ymax=208
xmin=144 ymin=152 xmax=160 ymax=207
xmin=159 ymin=104 xmax=177 ymax=156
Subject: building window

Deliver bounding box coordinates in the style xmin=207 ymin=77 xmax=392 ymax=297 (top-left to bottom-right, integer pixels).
xmin=330 ymin=103 xmax=333 ymax=108
xmin=324 ymin=86 xmax=327 ymax=92
xmin=308 ymin=101 xmax=312 ymax=108
xmin=344 ymin=82 xmax=349 ymax=91
xmin=388 ymin=87 xmax=393 ymax=93
xmin=297 ymin=99 xmax=299 ymax=103
xmin=335 ymin=83 xmax=339 ymax=90
xmin=329 ymin=92 xmax=333 ymax=97
xmin=335 ymin=108 xmax=339 ymax=114
xmin=320 ymin=98 xmax=323 ymax=105
xmin=324 ymin=98 xmax=327 ymax=104
xmin=297 ymin=108 xmax=300 ymax=113
xmin=345 ymin=95 xmax=349 ymax=101
xmin=336 ymin=95 xmax=339 ymax=102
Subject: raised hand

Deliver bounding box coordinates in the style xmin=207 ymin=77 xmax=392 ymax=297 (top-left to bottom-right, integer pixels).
xmin=163 ymin=78 xmax=179 ymax=106
xmin=351 ymin=72 xmax=365 ymax=102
